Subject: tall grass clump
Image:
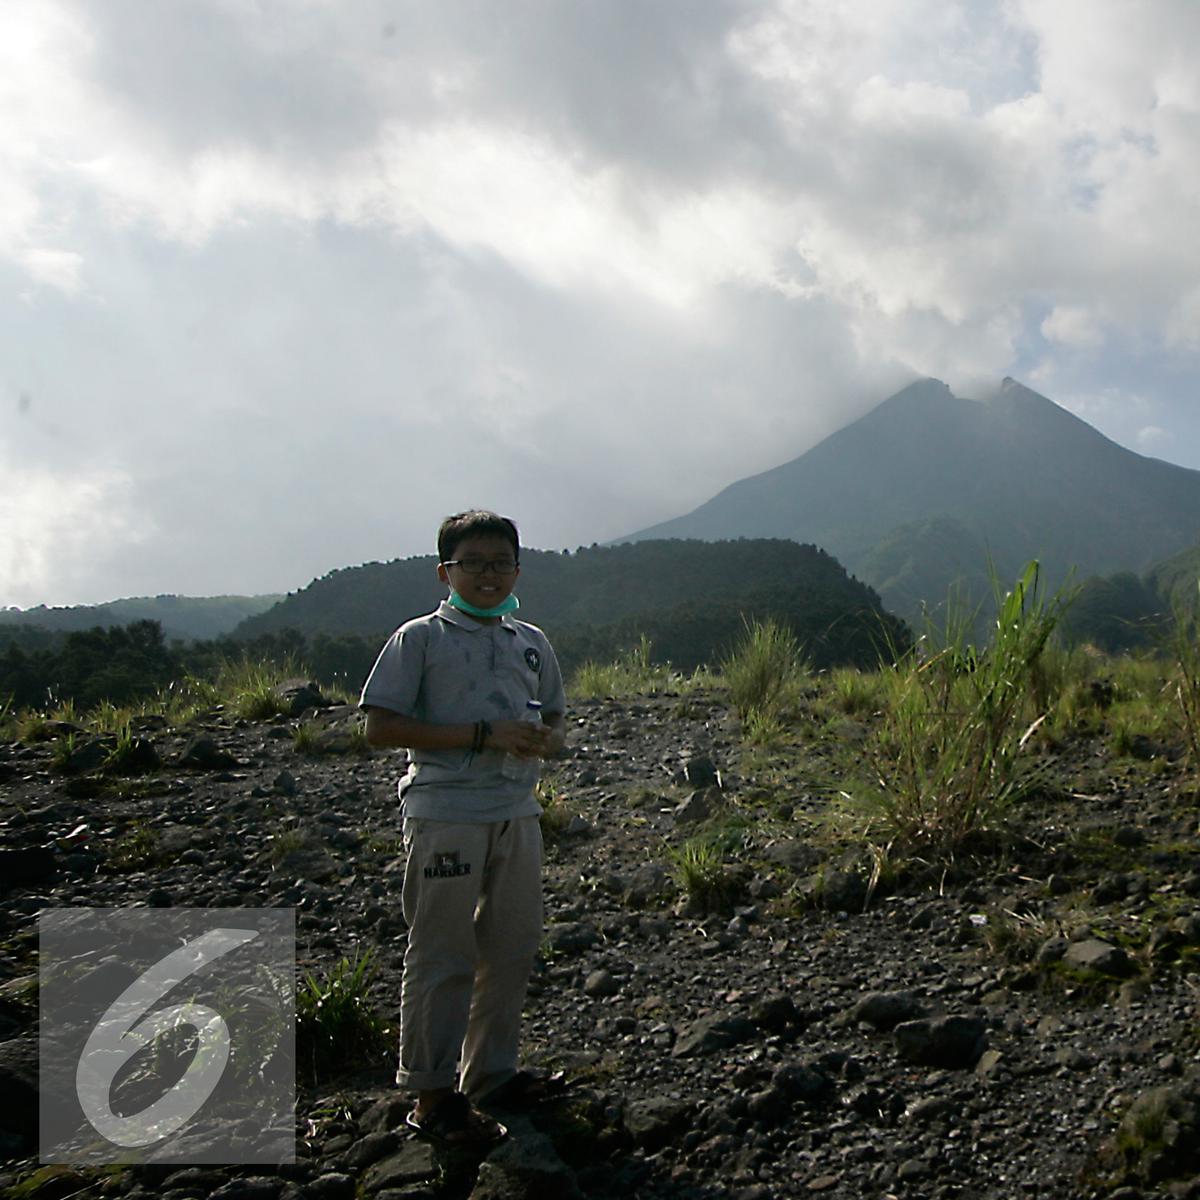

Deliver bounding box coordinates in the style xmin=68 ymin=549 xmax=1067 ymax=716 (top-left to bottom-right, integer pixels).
xmin=214 ymin=657 xmax=301 ymax=721
xmin=722 ymin=617 xmax=807 ymax=723
xmin=572 ymin=635 xmax=688 ymax=699
xmin=856 ymin=562 xmax=1070 ymax=855
xmin=91 ymin=699 xmax=138 ymax=734
xmin=830 ymin=667 xmax=886 ymax=717
xmin=158 ymin=675 xmax=222 ymax=725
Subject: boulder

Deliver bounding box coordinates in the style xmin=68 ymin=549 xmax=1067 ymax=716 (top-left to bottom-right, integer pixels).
xmin=850 ymin=990 xmax=926 ymax=1032
xmin=1063 ymin=938 xmax=1135 ymax=978
xmin=672 ymin=1012 xmax=757 ymax=1058
xmin=894 ymin=1015 xmax=987 ymax=1069
xmin=179 ymin=736 xmax=238 ymax=769
xmin=275 ymin=679 xmax=327 ymax=717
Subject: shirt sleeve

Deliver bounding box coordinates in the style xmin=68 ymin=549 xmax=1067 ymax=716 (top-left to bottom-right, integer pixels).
xmin=537 ymin=634 xmax=566 ymax=716
xmin=359 ymin=621 xmax=426 ymax=716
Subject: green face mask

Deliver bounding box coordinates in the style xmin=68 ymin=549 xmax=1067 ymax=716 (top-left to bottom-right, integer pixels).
xmin=448 ymin=589 xmax=520 ymax=619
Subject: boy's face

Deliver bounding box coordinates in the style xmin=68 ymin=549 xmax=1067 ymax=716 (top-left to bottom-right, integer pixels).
xmin=437 ymin=533 xmax=520 ymax=610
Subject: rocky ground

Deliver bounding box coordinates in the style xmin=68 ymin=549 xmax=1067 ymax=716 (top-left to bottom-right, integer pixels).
xmin=3 ymin=681 xmax=1200 ymax=1199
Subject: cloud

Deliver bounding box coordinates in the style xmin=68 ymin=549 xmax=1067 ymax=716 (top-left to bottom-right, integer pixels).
xmin=1 ymin=1 xmax=1199 ymax=606
xmin=0 ymin=453 xmax=150 ymax=608
xmin=1041 ymin=305 xmax=1103 ymax=348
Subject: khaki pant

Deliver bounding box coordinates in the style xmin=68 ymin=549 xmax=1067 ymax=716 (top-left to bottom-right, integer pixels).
xmin=397 ymin=815 xmax=543 ymax=1097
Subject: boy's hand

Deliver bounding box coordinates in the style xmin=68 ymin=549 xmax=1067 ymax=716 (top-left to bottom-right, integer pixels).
xmin=488 ymin=719 xmax=555 ymax=758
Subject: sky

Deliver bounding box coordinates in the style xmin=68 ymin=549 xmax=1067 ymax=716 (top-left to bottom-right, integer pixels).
xmin=2 ymin=1 xmax=1199 ymax=608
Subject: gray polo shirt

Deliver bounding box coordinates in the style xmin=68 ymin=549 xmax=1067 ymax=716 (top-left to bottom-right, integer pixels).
xmin=359 ymin=599 xmax=566 ymax=822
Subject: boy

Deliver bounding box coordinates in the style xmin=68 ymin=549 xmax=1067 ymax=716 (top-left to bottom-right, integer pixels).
xmin=360 ymin=510 xmax=566 ymax=1148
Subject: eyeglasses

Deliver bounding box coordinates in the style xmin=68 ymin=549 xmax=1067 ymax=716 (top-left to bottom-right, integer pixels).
xmin=442 ymin=558 xmax=519 ymax=575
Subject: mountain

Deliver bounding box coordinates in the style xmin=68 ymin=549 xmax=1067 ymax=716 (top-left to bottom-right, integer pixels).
xmin=623 ymin=378 xmax=1200 ymax=617
xmin=233 ymin=539 xmax=908 ymax=672
xmin=1146 ymin=543 xmax=1200 ymax=617
xmin=1059 ymin=540 xmax=1200 ymax=652
xmin=0 ymin=594 xmax=282 ymax=642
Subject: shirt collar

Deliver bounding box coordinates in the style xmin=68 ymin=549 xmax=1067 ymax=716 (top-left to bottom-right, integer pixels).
xmin=435 ymin=598 xmax=518 ymax=634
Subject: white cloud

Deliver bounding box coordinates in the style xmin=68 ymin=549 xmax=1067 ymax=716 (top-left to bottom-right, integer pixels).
xmin=0 ymin=456 xmax=150 ymax=608
xmin=1041 ymin=305 xmax=1103 ymax=348
xmin=18 ymin=247 xmax=85 ymax=296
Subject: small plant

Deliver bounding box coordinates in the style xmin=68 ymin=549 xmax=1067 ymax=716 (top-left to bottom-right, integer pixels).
xmin=668 ymin=837 xmax=741 ymax=913
xmin=722 ymin=617 xmax=807 ymax=723
xmin=297 ymin=947 xmax=389 ymax=1080
xmin=364 ymin=833 xmax=403 ymax=856
xmin=267 ymin=829 xmax=311 ymax=863
xmin=348 ymin=723 xmax=371 ymax=755
xmin=292 ymin=724 xmax=320 ymax=755
xmin=109 ymin=822 xmax=158 ymax=870
xmin=980 ymin=907 xmax=1055 ymax=965
xmin=104 ymin=724 xmax=153 ymax=773
xmin=742 ymin=707 xmax=787 ymax=747
xmin=17 ymin=713 xmax=52 ymax=743
xmin=50 ymin=733 xmax=77 ymax=772
xmin=538 ymin=780 xmax=575 ymax=840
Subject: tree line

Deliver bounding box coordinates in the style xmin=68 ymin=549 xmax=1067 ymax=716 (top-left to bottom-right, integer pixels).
xmin=0 ymin=622 xmax=381 ymax=712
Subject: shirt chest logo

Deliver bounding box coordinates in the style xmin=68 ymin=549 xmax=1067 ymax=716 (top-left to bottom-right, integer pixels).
xmin=524 ymin=647 xmax=541 ymax=673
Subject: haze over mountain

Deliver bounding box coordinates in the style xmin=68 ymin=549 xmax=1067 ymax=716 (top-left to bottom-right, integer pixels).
xmin=624 ymin=378 xmax=1200 ymax=617
xmin=0 ymin=595 xmax=281 ymax=643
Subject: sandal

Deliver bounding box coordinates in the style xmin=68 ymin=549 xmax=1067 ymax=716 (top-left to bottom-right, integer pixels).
xmin=479 ymin=1068 xmax=571 ymax=1109
xmin=405 ymin=1091 xmax=507 ymax=1149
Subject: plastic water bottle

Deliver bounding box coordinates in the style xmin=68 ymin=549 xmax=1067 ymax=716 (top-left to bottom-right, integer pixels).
xmin=502 ymin=700 xmax=542 ymax=782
